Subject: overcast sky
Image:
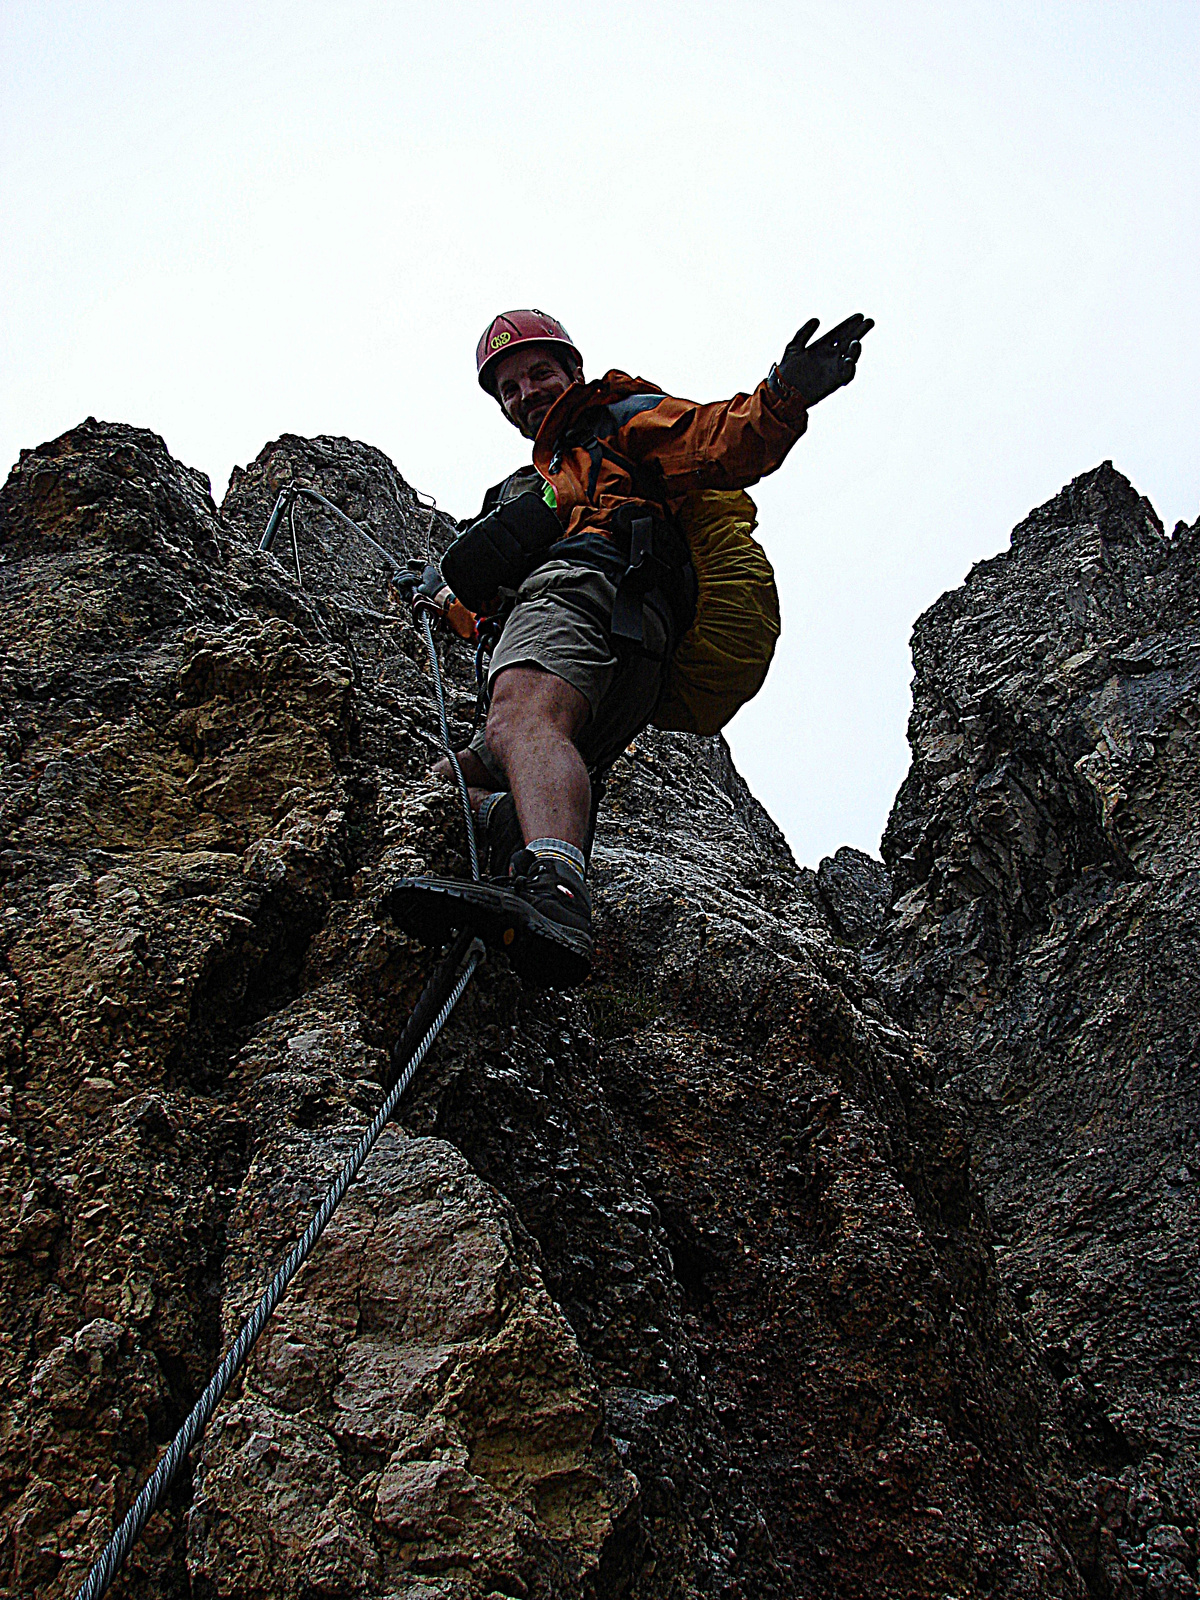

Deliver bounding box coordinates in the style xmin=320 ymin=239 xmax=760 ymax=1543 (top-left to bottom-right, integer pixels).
xmin=3 ymin=1 xmax=1197 ymax=868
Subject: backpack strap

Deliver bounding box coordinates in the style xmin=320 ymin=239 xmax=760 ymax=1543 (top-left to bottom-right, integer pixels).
xmin=611 ymin=515 xmax=687 ymax=648
xmin=542 ymin=400 xmax=697 ymax=655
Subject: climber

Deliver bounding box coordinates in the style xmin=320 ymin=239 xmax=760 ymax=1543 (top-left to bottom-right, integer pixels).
xmin=389 ymin=306 xmax=873 ymax=988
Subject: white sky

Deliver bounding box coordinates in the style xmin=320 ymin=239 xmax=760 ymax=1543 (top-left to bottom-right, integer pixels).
xmin=3 ymin=1 xmax=1197 ymax=868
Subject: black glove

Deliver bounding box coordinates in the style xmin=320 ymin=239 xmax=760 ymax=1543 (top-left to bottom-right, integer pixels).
xmin=392 ymin=561 xmax=450 ymax=619
xmin=773 ymin=313 xmax=874 ymax=408
xmin=392 ymin=559 xmax=428 ymax=599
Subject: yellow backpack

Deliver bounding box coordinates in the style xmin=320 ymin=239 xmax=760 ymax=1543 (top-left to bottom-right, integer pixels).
xmin=652 ymin=489 xmax=780 ymax=736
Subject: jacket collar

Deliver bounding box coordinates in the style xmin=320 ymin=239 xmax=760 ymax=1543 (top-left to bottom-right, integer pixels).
xmin=533 ymin=370 xmax=665 ymax=474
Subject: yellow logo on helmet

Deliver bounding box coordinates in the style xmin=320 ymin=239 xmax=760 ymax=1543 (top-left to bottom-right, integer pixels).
xmin=490 ymin=331 xmax=512 ymax=351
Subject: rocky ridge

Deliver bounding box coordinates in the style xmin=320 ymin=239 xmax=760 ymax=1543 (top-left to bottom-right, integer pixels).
xmin=0 ymin=422 xmax=1191 ymax=1598
xmin=858 ymin=463 xmax=1200 ymax=1597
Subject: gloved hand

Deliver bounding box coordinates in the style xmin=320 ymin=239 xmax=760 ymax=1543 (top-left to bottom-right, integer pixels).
xmin=392 ymin=560 xmax=447 ymax=618
xmin=392 ymin=561 xmax=476 ymax=641
xmin=413 ymin=563 xmax=454 ymax=624
xmin=391 ymin=559 xmax=426 ymax=601
xmin=774 ymin=313 xmax=874 ymax=408
xmin=393 ymin=561 xmax=448 ymax=613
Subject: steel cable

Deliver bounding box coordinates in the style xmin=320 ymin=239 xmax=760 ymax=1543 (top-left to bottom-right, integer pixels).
xmin=76 ymin=485 xmax=488 ymax=1600
xmin=287 ymin=497 xmax=303 ymax=586
xmin=259 ymin=486 xmax=406 ymax=577
xmin=419 ymin=492 xmax=440 ymax=564
xmin=260 ymin=483 xmax=479 ymax=880
xmin=419 ymin=611 xmax=480 ymax=881
xmin=73 ymin=935 xmax=482 ymax=1600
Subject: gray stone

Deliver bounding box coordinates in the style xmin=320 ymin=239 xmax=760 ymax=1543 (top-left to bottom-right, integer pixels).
xmin=868 ymin=462 xmax=1200 ymax=1597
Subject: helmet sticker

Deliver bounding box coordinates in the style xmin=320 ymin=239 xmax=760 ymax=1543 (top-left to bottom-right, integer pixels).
xmin=490 ymin=331 xmax=512 ymax=350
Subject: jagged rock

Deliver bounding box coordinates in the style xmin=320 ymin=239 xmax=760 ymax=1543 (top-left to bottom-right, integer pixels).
xmin=816 ymin=847 xmax=891 ymax=947
xmin=1 ymin=420 xmax=1100 ymax=1598
xmin=868 ymin=462 xmax=1200 ymax=1596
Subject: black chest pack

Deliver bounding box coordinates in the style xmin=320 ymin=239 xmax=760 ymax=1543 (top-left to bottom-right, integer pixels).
xmin=440 ymin=417 xmax=780 ymax=736
xmin=439 ymin=488 xmax=563 ymax=614
xmin=439 ymin=414 xmax=697 ymax=657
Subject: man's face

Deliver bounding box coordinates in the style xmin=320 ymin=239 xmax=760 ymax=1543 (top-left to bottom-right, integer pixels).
xmin=492 ymin=345 xmax=576 ymax=438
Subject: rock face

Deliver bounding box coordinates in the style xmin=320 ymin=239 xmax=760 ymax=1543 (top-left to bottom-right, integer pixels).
xmin=866 ymin=464 xmax=1200 ymax=1597
xmin=0 ymin=421 xmax=1188 ymax=1600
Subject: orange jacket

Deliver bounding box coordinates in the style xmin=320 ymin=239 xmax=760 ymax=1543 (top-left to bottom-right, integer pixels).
xmin=449 ymin=368 xmax=809 ymax=629
xmin=530 ymin=368 xmax=810 ymax=541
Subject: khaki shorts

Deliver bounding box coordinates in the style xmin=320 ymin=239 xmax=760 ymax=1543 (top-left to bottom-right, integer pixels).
xmin=467 ymin=559 xmax=669 ymax=784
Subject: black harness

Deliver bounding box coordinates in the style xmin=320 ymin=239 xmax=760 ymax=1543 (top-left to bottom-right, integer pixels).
xmin=546 ymin=401 xmax=698 ymax=652
xmin=450 ymin=398 xmax=698 ymax=689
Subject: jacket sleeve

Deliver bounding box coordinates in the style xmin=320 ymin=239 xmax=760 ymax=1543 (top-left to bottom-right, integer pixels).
xmin=614 ymin=376 xmax=810 ymax=494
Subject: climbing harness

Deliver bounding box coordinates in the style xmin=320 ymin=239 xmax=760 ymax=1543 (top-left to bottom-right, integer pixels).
xmin=74 ymin=487 xmax=481 ymax=1600
xmin=562 ymin=429 xmax=779 ymax=734
xmin=472 ymin=614 xmax=505 ymax=730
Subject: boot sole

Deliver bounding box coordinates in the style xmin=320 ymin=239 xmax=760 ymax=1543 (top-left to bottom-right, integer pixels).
xmin=384 ymin=876 xmax=592 ymax=989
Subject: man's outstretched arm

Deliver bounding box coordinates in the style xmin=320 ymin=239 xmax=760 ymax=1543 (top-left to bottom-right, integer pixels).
xmin=613 ymin=312 xmax=874 ymax=494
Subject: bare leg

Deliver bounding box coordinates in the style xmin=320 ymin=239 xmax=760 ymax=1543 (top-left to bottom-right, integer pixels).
xmin=484 ymin=666 xmax=591 ymax=849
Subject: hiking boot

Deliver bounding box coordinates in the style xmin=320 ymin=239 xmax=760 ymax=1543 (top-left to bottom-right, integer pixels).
xmin=481 ymin=791 xmax=524 ymax=878
xmin=506 ymin=849 xmax=593 ymax=987
xmin=386 ymin=851 xmax=592 ymax=990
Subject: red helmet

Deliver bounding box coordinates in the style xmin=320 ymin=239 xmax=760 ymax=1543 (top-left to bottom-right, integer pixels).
xmin=476 ymin=309 xmax=582 ymax=395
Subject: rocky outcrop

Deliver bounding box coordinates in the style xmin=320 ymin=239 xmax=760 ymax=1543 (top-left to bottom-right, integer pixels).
xmin=0 ymin=421 xmax=1173 ymax=1600
xmin=867 ymin=463 xmax=1200 ymax=1597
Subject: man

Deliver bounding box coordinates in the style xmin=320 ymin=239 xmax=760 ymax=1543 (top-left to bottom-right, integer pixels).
xmin=391 ymin=307 xmax=873 ymax=987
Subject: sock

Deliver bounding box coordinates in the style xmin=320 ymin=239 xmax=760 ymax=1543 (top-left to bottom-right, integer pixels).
xmin=525 ymin=837 xmax=587 ymax=878
xmin=477 ymin=791 xmax=507 ymax=830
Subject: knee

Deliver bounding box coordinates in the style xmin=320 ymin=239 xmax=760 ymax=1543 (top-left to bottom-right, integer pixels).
xmin=485 ymin=671 xmax=587 ymax=764
xmin=433 ymin=749 xmax=497 ymax=791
